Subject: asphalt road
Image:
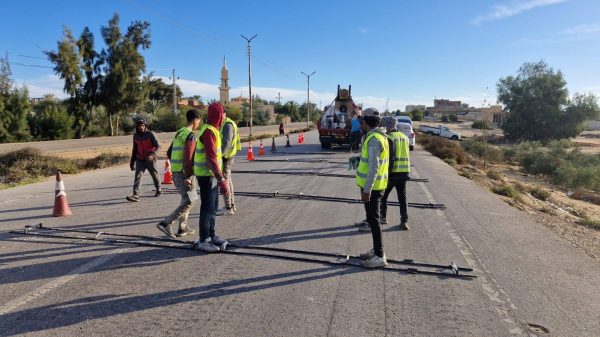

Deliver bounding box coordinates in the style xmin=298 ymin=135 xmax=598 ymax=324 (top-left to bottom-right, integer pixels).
xmin=1 ymin=130 xmax=599 ymax=336
xmin=0 ymin=122 xmax=308 ymax=156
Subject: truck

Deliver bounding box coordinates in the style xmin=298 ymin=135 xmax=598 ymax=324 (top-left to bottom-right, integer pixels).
xmin=318 ymin=85 xmax=359 ymax=149
xmin=418 ymin=124 xmax=461 ymax=140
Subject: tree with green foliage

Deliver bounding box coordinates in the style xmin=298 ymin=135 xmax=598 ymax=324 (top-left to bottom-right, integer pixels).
xmin=100 ymin=13 xmax=151 ymax=135
xmin=30 ymin=104 xmax=75 ymax=140
xmin=46 ymin=26 xmax=103 ymax=138
xmin=0 ymin=55 xmax=31 ymax=142
xmin=144 ymin=76 xmax=182 ymax=105
xmin=498 ymin=60 xmax=600 ymax=141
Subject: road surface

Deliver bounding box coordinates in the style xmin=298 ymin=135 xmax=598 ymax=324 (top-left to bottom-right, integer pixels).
xmin=1 ymin=130 xmax=599 ymax=336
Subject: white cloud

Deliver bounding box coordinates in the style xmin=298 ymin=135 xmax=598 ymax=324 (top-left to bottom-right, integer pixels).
xmin=511 ymin=22 xmax=600 ymax=45
xmin=15 ymin=75 xmax=67 ymax=98
xmin=561 ymin=23 xmax=600 ymax=37
xmin=471 ymin=0 xmax=568 ymax=25
xmin=358 ymin=28 xmax=370 ymax=34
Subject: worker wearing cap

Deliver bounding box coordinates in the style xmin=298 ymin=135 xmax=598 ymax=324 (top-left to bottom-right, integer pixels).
xmin=380 ymin=116 xmax=410 ymax=230
xmin=355 ymin=108 xmax=389 ymax=268
xmin=126 ymin=119 xmax=162 ymax=202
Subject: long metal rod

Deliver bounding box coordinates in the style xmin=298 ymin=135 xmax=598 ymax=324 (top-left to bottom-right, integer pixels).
xmin=235 ymin=191 xmax=445 ymax=209
xmin=25 ymin=224 xmax=471 ymax=272
xmin=10 ymin=230 xmax=475 ymax=279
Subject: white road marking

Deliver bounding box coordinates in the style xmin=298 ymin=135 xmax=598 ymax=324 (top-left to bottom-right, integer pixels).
xmin=0 ymin=248 xmax=126 ymax=315
xmin=412 ymin=167 xmax=534 ymax=336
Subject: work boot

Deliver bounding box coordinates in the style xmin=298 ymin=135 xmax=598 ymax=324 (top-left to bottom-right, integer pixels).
xmin=399 ymin=222 xmax=410 ymax=231
xmin=176 ymin=227 xmax=196 ymax=237
xmin=195 ymin=238 xmax=220 ymax=253
xmin=361 ymin=254 xmax=388 ymax=268
xmin=358 ymin=223 xmax=371 ymax=232
xmin=156 ymin=222 xmax=176 ymax=238
xmin=155 ymin=189 xmax=162 ymax=197
xmin=126 ymin=194 xmax=139 ymax=202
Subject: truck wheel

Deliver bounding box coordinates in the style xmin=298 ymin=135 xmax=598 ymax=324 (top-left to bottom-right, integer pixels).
xmin=321 ymin=142 xmax=331 ymax=149
xmin=451 ymin=136 xmax=458 ymax=140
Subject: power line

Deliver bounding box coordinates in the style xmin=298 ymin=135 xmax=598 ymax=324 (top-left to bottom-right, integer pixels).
xmin=9 ymin=62 xmax=53 ymax=69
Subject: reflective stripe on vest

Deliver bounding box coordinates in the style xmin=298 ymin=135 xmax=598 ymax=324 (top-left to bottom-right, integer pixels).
xmin=388 ymin=131 xmax=410 ymax=173
xmin=220 ymin=118 xmax=241 ymax=159
xmin=170 ymin=127 xmax=193 ymax=172
xmin=356 ymin=130 xmax=389 ymax=191
xmin=193 ymin=124 xmax=222 ymax=176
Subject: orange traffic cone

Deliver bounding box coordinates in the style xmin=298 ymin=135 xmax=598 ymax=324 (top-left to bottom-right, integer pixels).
xmin=258 ymin=141 xmax=266 ymax=156
xmin=297 ymin=133 xmax=302 ymax=144
xmin=300 ymin=131 xmax=305 ymax=143
xmin=52 ymin=171 xmax=72 ymax=217
xmin=247 ymin=142 xmax=255 ymax=160
xmin=271 ymin=137 xmax=277 ymax=152
xmin=285 ymin=135 xmax=292 ymax=147
xmin=162 ymin=159 xmax=173 ymax=184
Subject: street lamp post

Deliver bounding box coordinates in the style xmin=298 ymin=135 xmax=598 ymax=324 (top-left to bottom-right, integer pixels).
xmin=241 ymin=34 xmax=257 ymax=137
xmin=301 ymin=71 xmax=316 ymax=129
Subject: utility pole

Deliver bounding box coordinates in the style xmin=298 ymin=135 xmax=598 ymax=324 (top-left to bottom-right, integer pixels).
xmin=169 ymin=69 xmax=179 ymax=114
xmin=241 ymin=34 xmax=257 ymax=137
xmin=276 ymin=92 xmax=282 ymax=104
xmin=301 ymin=71 xmax=316 ymax=129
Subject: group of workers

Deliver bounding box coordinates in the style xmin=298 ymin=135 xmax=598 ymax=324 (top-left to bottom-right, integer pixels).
xmin=124 ymin=103 xmax=411 ymax=267
xmin=126 ymin=103 xmax=239 ymax=252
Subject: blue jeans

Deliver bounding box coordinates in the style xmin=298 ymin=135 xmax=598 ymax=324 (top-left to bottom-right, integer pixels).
xmin=197 ymin=176 xmax=218 ymax=241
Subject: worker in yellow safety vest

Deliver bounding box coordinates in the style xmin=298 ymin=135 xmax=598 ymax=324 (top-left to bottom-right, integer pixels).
xmin=193 ymin=103 xmax=230 ymax=253
xmin=156 ymin=109 xmax=202 ymax=238
xmin=216 ymin=110 xmax=242 ymax=216
xmin=355 ymin=108 xmax=389 ymax=268
xmin=380 ymin=116 xmax=411 ymax=230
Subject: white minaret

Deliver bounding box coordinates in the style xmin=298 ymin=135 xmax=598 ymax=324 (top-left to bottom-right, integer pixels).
xmin=219 ymin=56 xmax=230 ymax=104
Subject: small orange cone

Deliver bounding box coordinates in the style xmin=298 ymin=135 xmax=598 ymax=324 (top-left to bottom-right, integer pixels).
xmin=300 ymin=131 xmax=305 ymax=143
xmin=285 ymin=135 xmax=292 ymax=147
xmin=247 ymin=142 xmax=255 ymax=160
xmin=52 ymin=171 xmax=72 ymax=217
xmin=162 ymin=159 xmax=173 ymax=184
xmin=258 ymin=141 xmax=266 ymax=156
xmin=271 ymin=137 xmax=277 ymax=152
xmin=297 ymin=133 xmax=302 ymax=144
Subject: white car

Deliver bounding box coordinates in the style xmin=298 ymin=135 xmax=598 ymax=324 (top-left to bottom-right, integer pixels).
xmin=395 ymin=115 xmax=412 ymax=125
xmin=396 ymin=122 xmax=415 ymax=151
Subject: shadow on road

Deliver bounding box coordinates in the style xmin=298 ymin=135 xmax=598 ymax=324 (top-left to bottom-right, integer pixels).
xmin=0 ymin=263 xmax=363 ymax=336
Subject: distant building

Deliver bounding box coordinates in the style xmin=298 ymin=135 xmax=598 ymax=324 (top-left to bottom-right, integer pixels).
xmin=228 ymin=95 xmax=277 ymax=123
xmin=426 ymin=98 xmax=468 ymax=115
xmin=177 ymin=98 xmax=204 ymax=109
xmin=465 ymin=105 xmax=506 ymax=126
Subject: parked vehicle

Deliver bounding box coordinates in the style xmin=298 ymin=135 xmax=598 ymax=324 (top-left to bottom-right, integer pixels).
xmin=418 ymin=124 xmax=461 ymax=140
xmin=396 ymin=122 xmax=415 ymax=151
xmin=318 ymin=85 xmax=358 ymax=149
xmin=395 ymin=115 xmax=412 ymax=125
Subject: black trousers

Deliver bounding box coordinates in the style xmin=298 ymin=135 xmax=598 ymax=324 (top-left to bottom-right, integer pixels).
xmin=381 ymin=176 xmax=409 ymax=224
xmin=364 ymin=189 xmax=384 ymax=257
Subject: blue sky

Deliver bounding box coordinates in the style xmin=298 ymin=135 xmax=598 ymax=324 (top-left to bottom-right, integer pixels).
xmin=2 ymin=0 xmax=599 ymax=111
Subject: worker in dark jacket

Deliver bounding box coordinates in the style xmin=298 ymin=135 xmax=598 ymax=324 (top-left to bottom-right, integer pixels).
xmin=126 ymin=119 xmax=162 ymax=202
